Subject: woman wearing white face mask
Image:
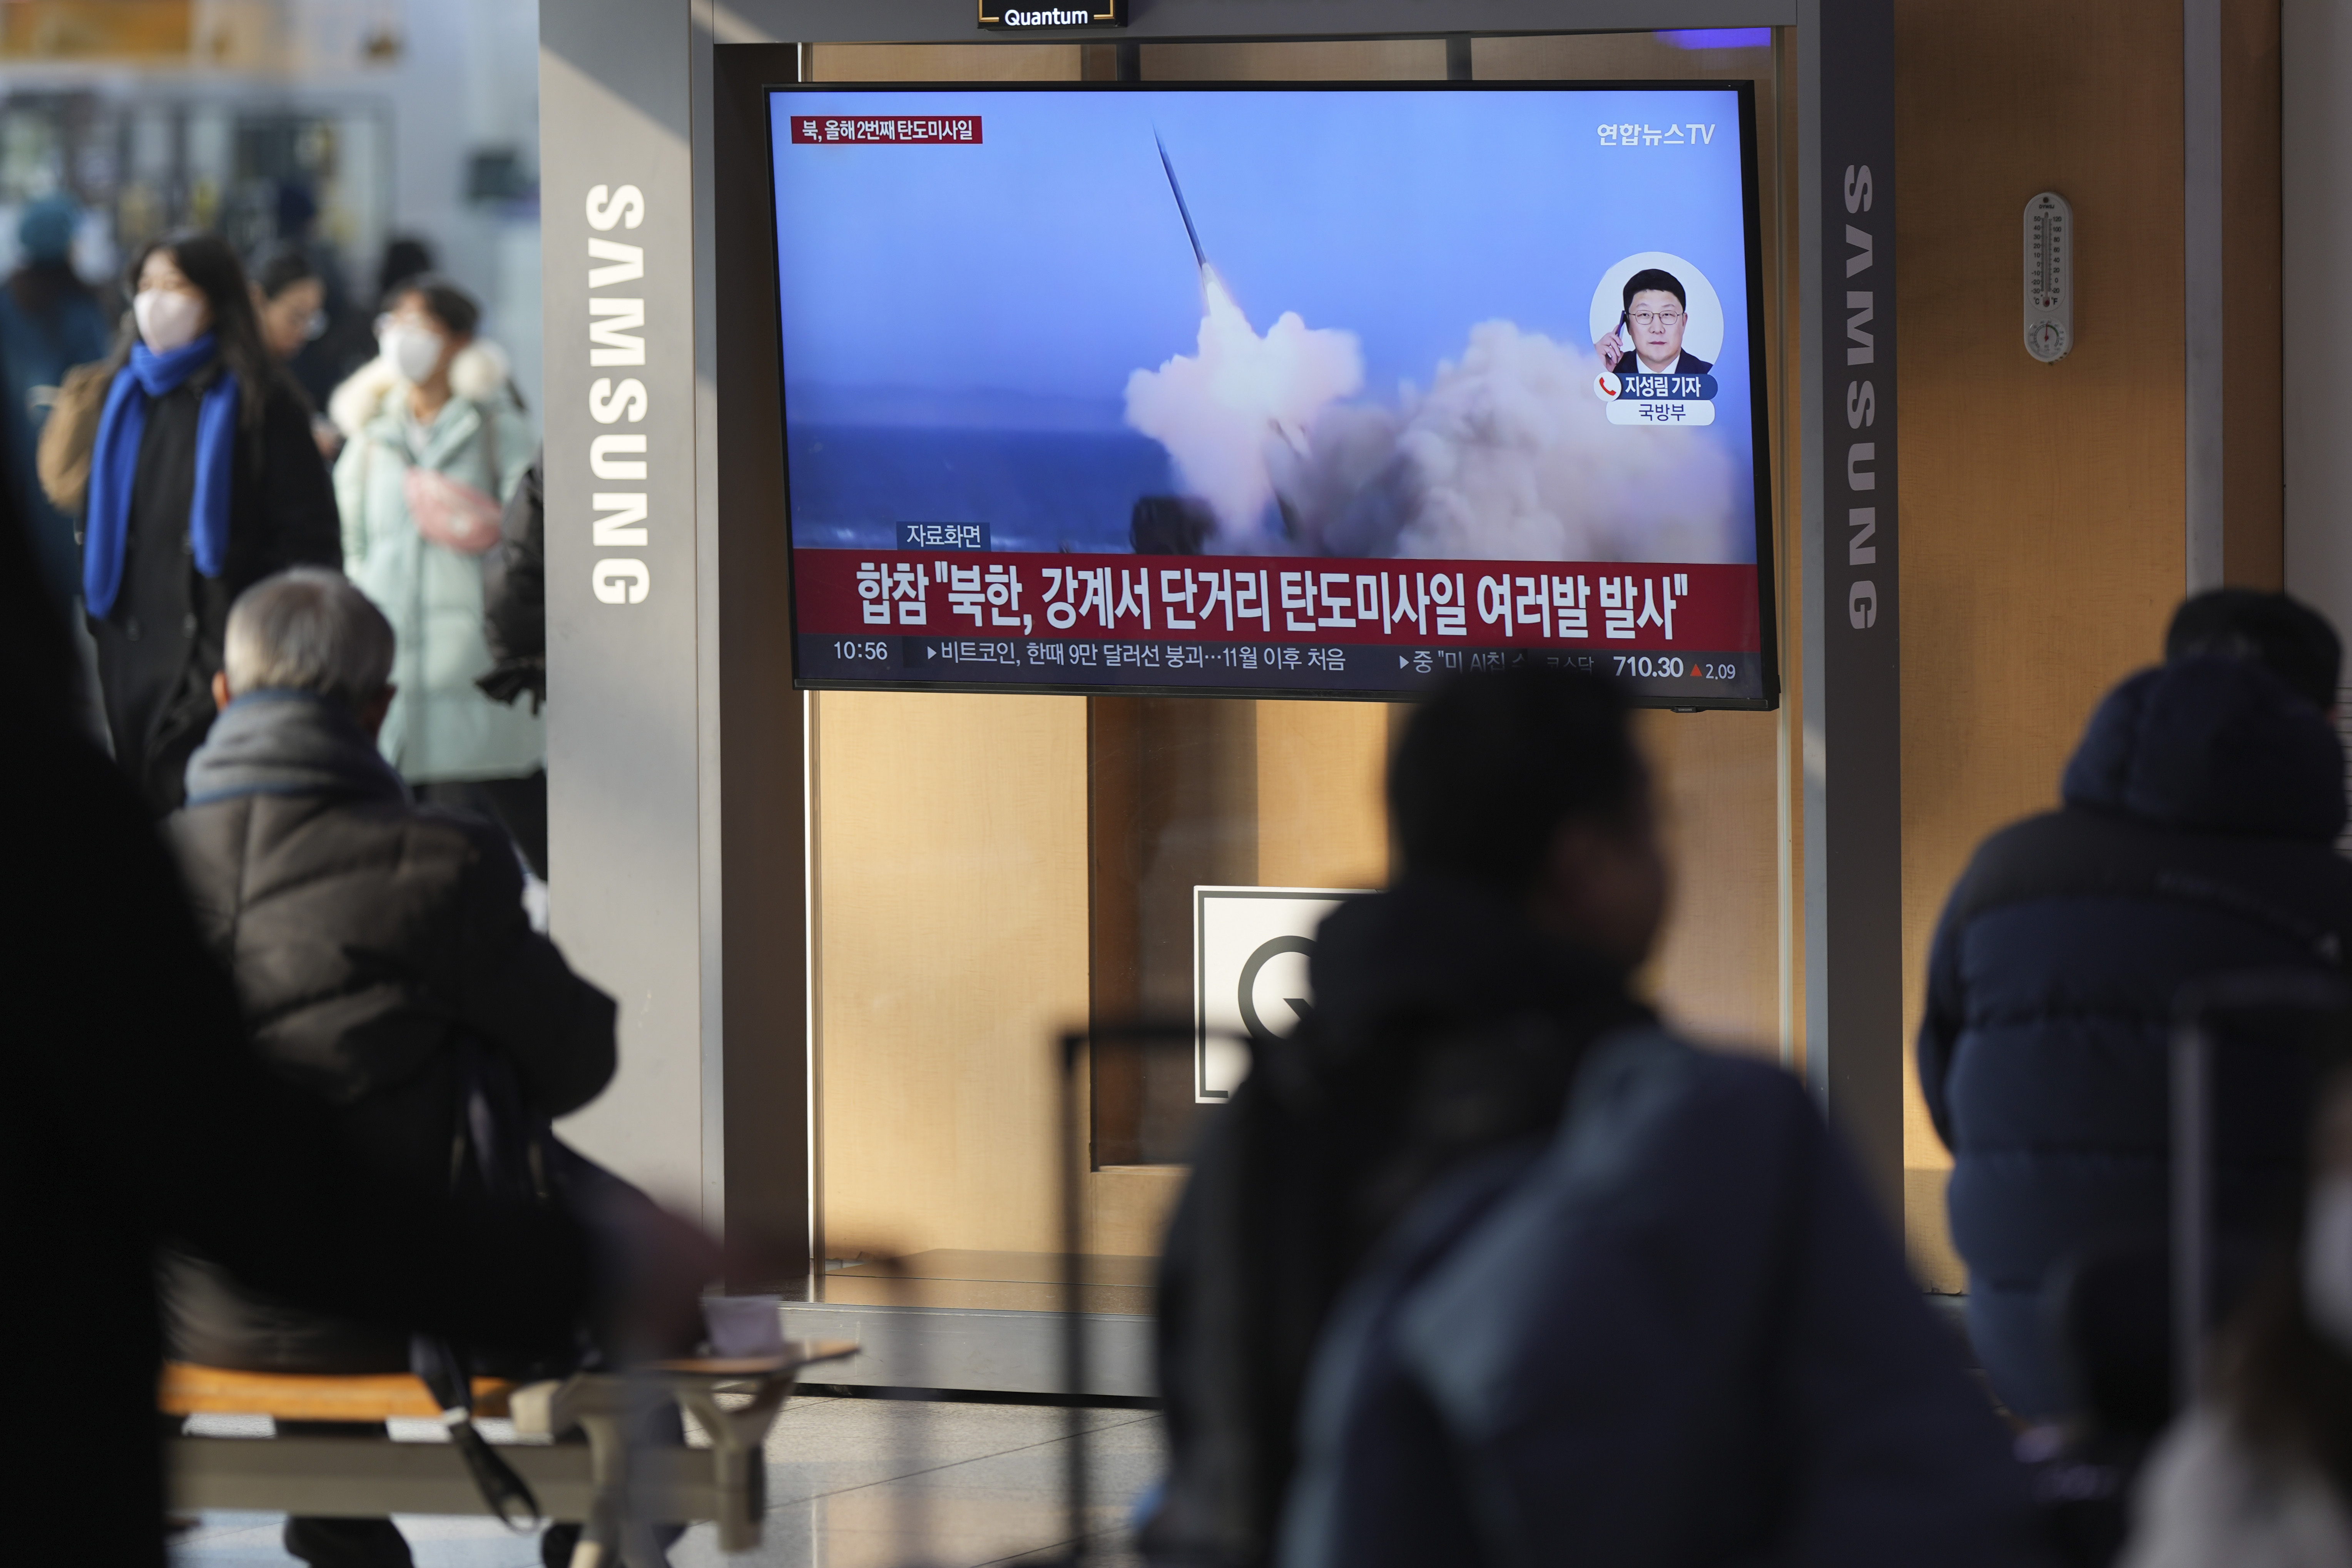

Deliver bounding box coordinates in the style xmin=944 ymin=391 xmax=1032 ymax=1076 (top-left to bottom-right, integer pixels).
xmin=2122 ymin=1076 xmax=2352 ymax=1568
xmin=328 ymin=276 xmax=543 ymax=874
xmin=71 ymin=230 xmax=341 ymax=814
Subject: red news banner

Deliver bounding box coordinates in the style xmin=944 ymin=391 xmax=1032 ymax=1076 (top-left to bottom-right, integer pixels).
xmin=797 ymin=550 xmax=1760 ymax=653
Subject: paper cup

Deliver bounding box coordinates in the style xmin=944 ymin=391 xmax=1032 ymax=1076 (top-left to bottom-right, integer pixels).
xmin=701 ymin=1294 xmax=786 ymax=1358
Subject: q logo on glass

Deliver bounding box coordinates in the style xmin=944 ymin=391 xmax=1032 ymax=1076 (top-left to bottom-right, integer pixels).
xmin=1194 ymin=886 xmax=1363 ymax=1102
xmin=1237 ymin=934 xmax=1315 ymax=1045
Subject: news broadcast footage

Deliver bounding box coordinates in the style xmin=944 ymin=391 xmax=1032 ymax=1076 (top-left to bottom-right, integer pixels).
xmin=766 ymin=83 xmax=1775 ymax=705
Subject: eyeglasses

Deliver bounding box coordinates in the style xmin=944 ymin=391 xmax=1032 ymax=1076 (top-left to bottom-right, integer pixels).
xmin=1629 ymin=309 xmax=1685 ymax=328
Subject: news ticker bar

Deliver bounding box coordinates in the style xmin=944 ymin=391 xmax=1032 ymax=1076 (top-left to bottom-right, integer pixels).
xmin=797 ymin=634 xmax=1767 ymax=703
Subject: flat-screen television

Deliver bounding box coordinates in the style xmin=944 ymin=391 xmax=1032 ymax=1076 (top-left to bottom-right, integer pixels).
xmin=766 ymin=81 xmax=1776 ymax=707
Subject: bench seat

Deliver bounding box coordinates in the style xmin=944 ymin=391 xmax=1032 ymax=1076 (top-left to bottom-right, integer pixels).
xmin=162 ymin=1362 xmax=518 ymax=1422
xmin=164 ymin=1340 xmax=858 ymax=1558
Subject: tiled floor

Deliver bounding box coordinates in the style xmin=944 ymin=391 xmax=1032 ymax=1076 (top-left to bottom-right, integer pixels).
xmin=171 ymin=1397 xmax=1165 ymax=1568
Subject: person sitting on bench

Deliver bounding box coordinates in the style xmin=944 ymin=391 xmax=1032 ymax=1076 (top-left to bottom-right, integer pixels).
xmin=160 ymin=567 xmax=629 ymax=1568
xmin=0 ymin=499 xmax=715 ymax=1568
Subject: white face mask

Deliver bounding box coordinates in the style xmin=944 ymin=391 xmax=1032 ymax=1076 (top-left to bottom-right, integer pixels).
xmin=2305 ymin=1173 xmax=2352 ymax=1354
xmin=382 ymin=323 xmax=446 ymax=385
xmin=134 ymin=288 xmax=207 ymax=354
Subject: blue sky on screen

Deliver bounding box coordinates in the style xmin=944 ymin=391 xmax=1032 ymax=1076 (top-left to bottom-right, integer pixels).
xmin=768 ymin=86 xmax=1752 ymax=421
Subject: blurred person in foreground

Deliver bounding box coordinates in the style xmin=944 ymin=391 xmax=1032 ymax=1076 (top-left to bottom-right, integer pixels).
xmin=61 ymin=229 xmax=340 ymax=815
xmin=0 ymin=194 xmax=110 ymax=610
xmin=0 ymin=468 xmax=713 ymax=1567
xmin=332 ymin=275 xmax=544 ymax=875
xmin=248 ymin=241 xmax=343 ymax=460
xmin=163 ymin=566 xmax=621 ymax=1568
xmin=1919 ymin=590 xmax=2352 ymax=1424
xmin=2121 ymin=1069 xmax=2352 ymax=1568
xmin=1148 ymin=665 xmax=2045 ymax=1568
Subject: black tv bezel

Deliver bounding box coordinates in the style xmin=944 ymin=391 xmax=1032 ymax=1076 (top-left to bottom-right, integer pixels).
xmin=762 ymin=77 xmax=1780 ymax=710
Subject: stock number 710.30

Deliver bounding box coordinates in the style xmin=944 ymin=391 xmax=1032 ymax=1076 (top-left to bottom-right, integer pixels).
xmin=1609 ymin=655 xmax=1742 ymax=681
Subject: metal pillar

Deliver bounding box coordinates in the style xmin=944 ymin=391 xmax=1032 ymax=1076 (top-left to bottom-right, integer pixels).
xmin=1798 ymin=0 xmax=1902 ymax=1210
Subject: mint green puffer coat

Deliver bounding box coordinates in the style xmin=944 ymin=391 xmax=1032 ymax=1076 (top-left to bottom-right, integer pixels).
xmin=330 ymin=346 xmax=539 ymax=784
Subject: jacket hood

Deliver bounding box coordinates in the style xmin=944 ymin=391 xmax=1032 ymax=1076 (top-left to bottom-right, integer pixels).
xmin=1309 ymin=879 xmax=1648 ymax=1051
xmin=326 ymin=339 xmax=512 ymax=440
xmin=183 ymin=690 xmax=409 ymax=806
xmin=2061 ymin=655 xmax=2345 ymax=841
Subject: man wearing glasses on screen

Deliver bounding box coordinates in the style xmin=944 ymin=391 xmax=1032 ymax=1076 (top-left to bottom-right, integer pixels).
xmin=1596 ymin=267 xmax=1713 ymax=378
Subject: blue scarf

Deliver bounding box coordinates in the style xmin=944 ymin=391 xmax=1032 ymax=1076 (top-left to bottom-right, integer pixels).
xmin=82 ymin=334 xmax=240 ymax=619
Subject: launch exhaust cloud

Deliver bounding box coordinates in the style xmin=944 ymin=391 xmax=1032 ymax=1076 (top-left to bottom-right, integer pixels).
xmin=1125 ymin=137 xmax=1365 ymax=545
xmin=1124 ymin=268 xmax=1364 ymax=543
xmin=1125 ymin=140 xmax=1739 ymax=561
xmin=1272 ymin=324 xmax=1740 ymax=563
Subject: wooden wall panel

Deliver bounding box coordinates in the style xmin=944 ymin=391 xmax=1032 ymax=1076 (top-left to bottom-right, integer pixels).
xmin=1255 ymin=700 xmax=1392 ymax=891
xmin=1894 ymin=0 xmax=2197 ymax=1286
xmin=1637 ymin=709 xmax=1783 ymax=1053
xmin=1087 ymin=696 xmax=1255 ymax=1175
xmin=812 ymin=690 xmax=1090 ymax=1259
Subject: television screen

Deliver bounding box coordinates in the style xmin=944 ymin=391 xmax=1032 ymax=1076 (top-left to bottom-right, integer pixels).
xmin=767 ymin=82 xmax=1776 ymax=706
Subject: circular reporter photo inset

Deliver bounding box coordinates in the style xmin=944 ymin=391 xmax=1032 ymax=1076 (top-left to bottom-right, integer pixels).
xmin=1588 ymin=251 xmax=1727 ymax=378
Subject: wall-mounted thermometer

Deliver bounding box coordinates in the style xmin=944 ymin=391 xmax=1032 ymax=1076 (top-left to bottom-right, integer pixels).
xmin=2023 ymin=191 xmax=2074 ymax=363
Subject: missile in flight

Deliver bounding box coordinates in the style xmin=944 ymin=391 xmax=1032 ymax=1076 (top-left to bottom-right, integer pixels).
xmin=1155 ymin=132 xmax=1208 ymax=269
xmin=1151 ymin=131 xmax=1312 ymax=463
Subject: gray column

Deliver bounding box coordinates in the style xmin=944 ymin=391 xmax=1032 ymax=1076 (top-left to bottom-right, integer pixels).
xmin=2183 ymin=0 xmax=2226 ymax=593
xmin=539 ymin=0 xmax=812 ymax=1272
xmin=539 ymin=0 xmax=714 ymax=1217
xmin=1799 ymin=0 xmax=1903 ymax=1211
xmin=2282 ymin=0 xmax=2350 ymax=644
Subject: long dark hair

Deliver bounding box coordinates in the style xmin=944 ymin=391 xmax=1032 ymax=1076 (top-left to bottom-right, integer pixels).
xmin=98 ymin=230 xmax=279 ymax=432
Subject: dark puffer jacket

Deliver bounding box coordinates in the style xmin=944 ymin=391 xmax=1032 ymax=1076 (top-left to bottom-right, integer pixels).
xmin=163 ymin=690 xmax=617 ymax=1371
xmin=1919 ymin=655 xmax=2352 ymax=1420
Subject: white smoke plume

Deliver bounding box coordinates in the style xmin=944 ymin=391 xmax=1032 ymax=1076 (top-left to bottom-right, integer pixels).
xmin=1123 ymin=267 xmax=1363 ymax=543
xmin=1130 ymin=295 xmax=1744 ymax=562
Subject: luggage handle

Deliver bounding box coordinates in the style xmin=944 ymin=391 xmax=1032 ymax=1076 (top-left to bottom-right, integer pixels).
xmin=2170 ymin=970 xmax=2352 ymax=1405
xmin=1050 ymin=1021 xmax=1250 ymax=1568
